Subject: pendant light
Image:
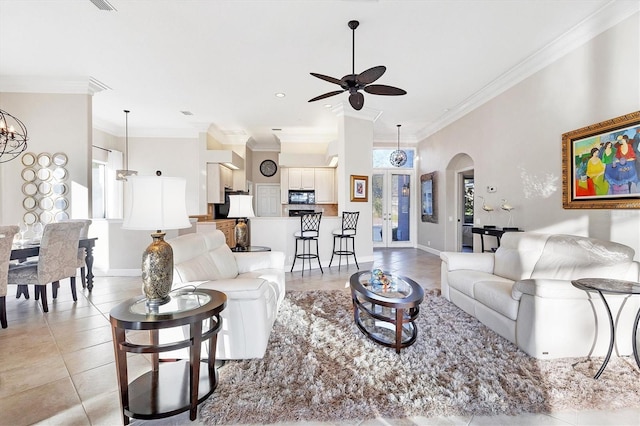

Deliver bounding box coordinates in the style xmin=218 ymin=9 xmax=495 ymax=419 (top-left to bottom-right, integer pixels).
xmin=0 ymin=109 xmax=28 ymax=163
xmin=116 ymin=109 xmax=138 ymax=181
xmin=390 ymin=124 xmax=407 ymax=167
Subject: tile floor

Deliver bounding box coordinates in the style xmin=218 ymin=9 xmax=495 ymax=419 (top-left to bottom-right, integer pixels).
xmin=1 ymin=248 xmax=639 ymax=425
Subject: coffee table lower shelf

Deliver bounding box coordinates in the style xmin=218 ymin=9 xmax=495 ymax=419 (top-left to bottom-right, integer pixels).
xmin=126 ymin=360 xmax=217 ymax=420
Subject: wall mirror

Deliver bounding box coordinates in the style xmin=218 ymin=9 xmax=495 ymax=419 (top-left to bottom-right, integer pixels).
xmin=52 ymin=167 xmax=67 ymax=180
xmin=23 ymin=212 xmax=37 ymax=225
xmin=53 ymin=183 xmax=68 ymax=195
xmin=421 ymin=172 xmax=438 ymax=223
xmin=22 ymin=182 xmax=37 ymax=196
xmin=37 ymin=153 xmax=51 ymax=167
xmin=52 ymin=152 xmax=68 ymax=166
xmin=22 ymin=152 xmax=36 ymax=166
xmin=37 ymin=168 xmax=51 ymax=181
xmin=21 ymin=168 xmax=36 ymax=182
xmin=23 ymin=197 xmax=37 ymax=211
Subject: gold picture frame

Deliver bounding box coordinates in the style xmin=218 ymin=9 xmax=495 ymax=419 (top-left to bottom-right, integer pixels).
xmin=562 ymin=111 xmax=640 ymax=209
xmin=350 ymin=175 xmax=368 ymax=202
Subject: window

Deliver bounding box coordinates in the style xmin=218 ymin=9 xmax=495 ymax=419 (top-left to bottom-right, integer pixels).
xmin=373 ymin=149 xmax=415 ymax=168
xmin=92 ymin=161 xmax=106 ymax=218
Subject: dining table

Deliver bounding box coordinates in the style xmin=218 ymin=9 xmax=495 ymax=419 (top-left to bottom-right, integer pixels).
xmin=11 ymin=237 xmax=98 ymax=292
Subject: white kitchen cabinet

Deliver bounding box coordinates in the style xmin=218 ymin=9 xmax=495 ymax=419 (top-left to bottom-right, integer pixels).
xmin=314 ymin=168 xmax=335 ymax=204
xmin=207 ymin=164 xmax=233 ymax=203
xmin=288 ymin=168 xmax=314 ymax=190
xmin=280 ymin=169 xmax=289 ymax=203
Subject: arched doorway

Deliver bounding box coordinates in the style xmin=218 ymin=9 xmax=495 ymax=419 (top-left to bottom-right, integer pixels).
xmin=444 ymin=153 xmax=474 ymax=252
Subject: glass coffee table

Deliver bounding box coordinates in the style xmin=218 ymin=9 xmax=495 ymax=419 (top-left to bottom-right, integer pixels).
xmin=350 ymin=270 xmax=425 ymax=353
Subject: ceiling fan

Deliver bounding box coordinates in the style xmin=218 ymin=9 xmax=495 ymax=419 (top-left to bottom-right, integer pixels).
xmin=309 ymin=21 xmax=407 ymax=111
xmin=308 ymin=20 xmax=407 ymax=111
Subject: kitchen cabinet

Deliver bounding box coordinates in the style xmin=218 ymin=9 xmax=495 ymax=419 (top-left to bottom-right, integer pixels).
xmin=288 ymin=168 xmax=315 ymax=190
xmin=314 ymin=168 xmax=335 ymax=204
xmin=213 ymin=219 xmax=236 ymax=248
xmin=207 ymin=164 xmax=234 ymax=203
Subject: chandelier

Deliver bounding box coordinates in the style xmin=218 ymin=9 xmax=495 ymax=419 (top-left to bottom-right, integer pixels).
xmin=0 ymin=109 xmax=28 ymax=163
xmin=389 ymin=124 xmax=407 ymax=167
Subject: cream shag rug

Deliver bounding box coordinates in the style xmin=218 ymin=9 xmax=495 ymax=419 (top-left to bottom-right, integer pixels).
xmin=199 ymin=289 xmax=640 ymax=424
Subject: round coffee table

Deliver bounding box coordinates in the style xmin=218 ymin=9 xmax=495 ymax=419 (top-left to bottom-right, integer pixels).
xmin=350 ymin=271 xmax=425 ymax=353
xmin=110 ymin=288 xmax=226 ymax=424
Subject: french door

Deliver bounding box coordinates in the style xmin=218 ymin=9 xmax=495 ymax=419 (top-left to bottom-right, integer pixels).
xmin=372 ymin=170 xmax=413 ymax=247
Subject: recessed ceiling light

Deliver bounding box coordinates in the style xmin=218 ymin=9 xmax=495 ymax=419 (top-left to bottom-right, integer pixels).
xmin=275 ymin=93 xmax=286 ymax=98
xmin=324 ymin=104 xmax=332 ymax=108
xmin=272 ymin=128 xmax=282 ymax=131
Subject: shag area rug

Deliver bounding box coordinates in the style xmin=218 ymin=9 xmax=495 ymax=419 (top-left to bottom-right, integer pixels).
xmin=199 ymin=289 xmax=640 ymax=424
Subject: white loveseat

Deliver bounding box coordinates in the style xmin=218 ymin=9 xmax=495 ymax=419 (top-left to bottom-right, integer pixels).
xmin=166 ymin=230 xmax=285 ymax=360
xmin=440 ymin=232 xmax=640 ymax=359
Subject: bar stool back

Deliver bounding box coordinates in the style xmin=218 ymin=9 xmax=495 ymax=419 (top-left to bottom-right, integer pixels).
xmin=329 ymin=211 xmax=359 ymax=270
xmin=291 ymin=212 xmax=323 ymax=275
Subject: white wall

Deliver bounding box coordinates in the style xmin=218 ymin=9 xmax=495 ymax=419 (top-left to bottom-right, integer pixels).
xmin=418 ymin=12 xmax=640 ymax=259
xmin=0 ymin=92 xmax=91 ymax=225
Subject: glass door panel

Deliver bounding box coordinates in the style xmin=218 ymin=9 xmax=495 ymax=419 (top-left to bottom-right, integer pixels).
xmin=372 ymin=171 xmax=412 ymax=247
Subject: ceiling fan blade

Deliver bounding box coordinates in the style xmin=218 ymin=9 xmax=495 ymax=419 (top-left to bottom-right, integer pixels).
xmin=349 ymin=92 xmax=364 ymax=110
xmin=308 ymin=90 xmax=345 ymax=103
xmin=364 ymin=84 xmax=407 ymax=96
xmin=356 ymin=66 xmax=386 ymax=85
xmin=310 ymin=72 xmax=343 ymax=86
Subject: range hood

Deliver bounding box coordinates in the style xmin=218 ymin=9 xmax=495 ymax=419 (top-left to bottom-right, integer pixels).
xmin=205 ymin=150 xmax=245 ymax=170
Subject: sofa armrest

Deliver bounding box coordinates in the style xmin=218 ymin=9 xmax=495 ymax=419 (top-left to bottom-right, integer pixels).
xmin=234 ymin=251 xmax=285 ymax=274
xmin=512 ymin=278 xmax=591 ymax=301
xmin=440 ymin=251 xmax=494 ymax=273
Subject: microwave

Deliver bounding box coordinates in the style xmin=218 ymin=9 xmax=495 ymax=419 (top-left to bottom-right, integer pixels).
xmin=288 ymin=190 xmax=315 ymax=205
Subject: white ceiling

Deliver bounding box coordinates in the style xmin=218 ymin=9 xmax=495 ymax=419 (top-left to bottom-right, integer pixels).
xmin=0 ymin=0 xmax=637 ymax=148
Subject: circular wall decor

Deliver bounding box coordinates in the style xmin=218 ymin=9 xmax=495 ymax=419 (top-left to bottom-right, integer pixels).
xmin=37 ymin=153 xmax=51 ymax=167
xmin=22 ymin=168 xmax=36 ymax=182
xmin=52 ymin=152 xmax=68 ymax=166
xmin=259 ymin=159 xmax=278 ymax=177
xmin=22 ymin=152 xmax=36 ymax=167
xmin=23 ymin=197 xmax=37 ymax=211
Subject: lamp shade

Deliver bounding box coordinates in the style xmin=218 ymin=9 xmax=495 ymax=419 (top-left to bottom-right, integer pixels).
xmin=227 ymin=195 xmax=255 ymax=218
xmin=122 ymin=175 xmax=191 ymax=231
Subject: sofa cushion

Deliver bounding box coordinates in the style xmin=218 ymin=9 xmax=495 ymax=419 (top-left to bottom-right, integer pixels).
xmin=207 ymin=244 xmax=239 ymax=279
xmin=530 ymin=234 xmax=638 ymax=281
xmin=493 ymin=232 xmax=549 ymax=281
xmin=174 ymin=252 xmax=223 ymax=283
xmin=475 ymin=280 xmax=519 ymax=321
xmin=447 ymin=270 xmax=509 ymax=298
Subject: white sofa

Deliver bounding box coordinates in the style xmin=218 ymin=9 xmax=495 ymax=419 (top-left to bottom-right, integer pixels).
xmin=166 ymin=230 xmax=285 ymax=360
xmin=440 ymin=232 xmax=640 ymax=359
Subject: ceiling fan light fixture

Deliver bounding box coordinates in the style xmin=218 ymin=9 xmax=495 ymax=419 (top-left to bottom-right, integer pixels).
xmin=390 ymin=124 xmax=407 ymax=167
xmin=308 ymin=19 xmax=406 ymax=111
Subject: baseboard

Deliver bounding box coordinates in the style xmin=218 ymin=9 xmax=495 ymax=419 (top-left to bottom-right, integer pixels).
xmin=416 ymin=244 xmax=440 ymax=256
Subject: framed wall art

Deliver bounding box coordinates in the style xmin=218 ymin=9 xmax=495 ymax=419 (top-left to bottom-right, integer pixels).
xmin=562 ymin=111 xmax=640 ymax=209
xmin=350 ymin=175 xmax=368 ymax=202
xmin=421 ymin=172 xmax=438 ymax=223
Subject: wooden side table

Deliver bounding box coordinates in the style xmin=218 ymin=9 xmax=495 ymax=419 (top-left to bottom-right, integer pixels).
xmin=109 ymin=289 xmax=227 ymax=424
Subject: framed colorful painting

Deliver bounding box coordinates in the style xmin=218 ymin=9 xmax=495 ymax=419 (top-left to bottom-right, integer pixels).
xmin=562 ymin=111 xmax=640 ymax=209
xmin=350 ymin=175 xmax=368 ymax=202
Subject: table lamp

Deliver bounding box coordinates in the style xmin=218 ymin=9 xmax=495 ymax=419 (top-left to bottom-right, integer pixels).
xmin=122 ymin=175 xmax=191 ymax=306
xmin=227 ymin=195 xmax=255 ymax=250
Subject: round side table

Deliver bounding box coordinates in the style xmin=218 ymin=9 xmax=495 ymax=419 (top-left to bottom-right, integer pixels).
xmin=109 ymin=289 xmax=226 ymax=424
xmin=571 ymin=278 xmax=640 ymax=379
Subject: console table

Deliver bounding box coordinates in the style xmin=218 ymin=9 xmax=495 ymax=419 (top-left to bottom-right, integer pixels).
xmin=471 ymin=227 xmax=522 ymax=252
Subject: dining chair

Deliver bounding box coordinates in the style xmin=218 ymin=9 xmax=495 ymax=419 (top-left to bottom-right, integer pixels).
xmin=0 ymin=225 xmax=20 ymax=328
xmin=328 ymin=211 xmax=359 ymax=271
xmin=62 ymin=219 xmax=92 ymax=288
xmin=7 ymin=222 xmax=83 ymax=313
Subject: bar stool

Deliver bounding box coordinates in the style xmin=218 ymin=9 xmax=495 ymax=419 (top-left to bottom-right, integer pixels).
xmin=291 ymin=212 xmax=323 ymax=275
xmin=329 ymin=211 xmax=359 ymax=270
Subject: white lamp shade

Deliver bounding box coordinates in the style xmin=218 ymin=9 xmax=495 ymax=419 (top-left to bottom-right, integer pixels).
xmin=227 ymin=195 xmax=255 ymax=218
xmin=122 ymin=175 xmax=191 ymax=230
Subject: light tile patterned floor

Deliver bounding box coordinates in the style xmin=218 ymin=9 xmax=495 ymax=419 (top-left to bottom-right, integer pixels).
xmin=1 ymin=248 xmax=639 ymax=425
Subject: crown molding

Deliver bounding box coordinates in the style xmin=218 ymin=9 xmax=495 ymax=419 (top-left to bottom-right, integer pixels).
xmin=0 ymin=75 xmax=110 ymax=95
xmin=415 ymin=0 xmax=640 ymax=141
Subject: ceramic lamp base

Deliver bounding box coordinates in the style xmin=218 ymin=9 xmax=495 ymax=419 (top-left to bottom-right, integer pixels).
xmin=235 ymin=219 xmax=249 ymax=249
xmin=141 ymin=232 xmax=173 ymax=306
